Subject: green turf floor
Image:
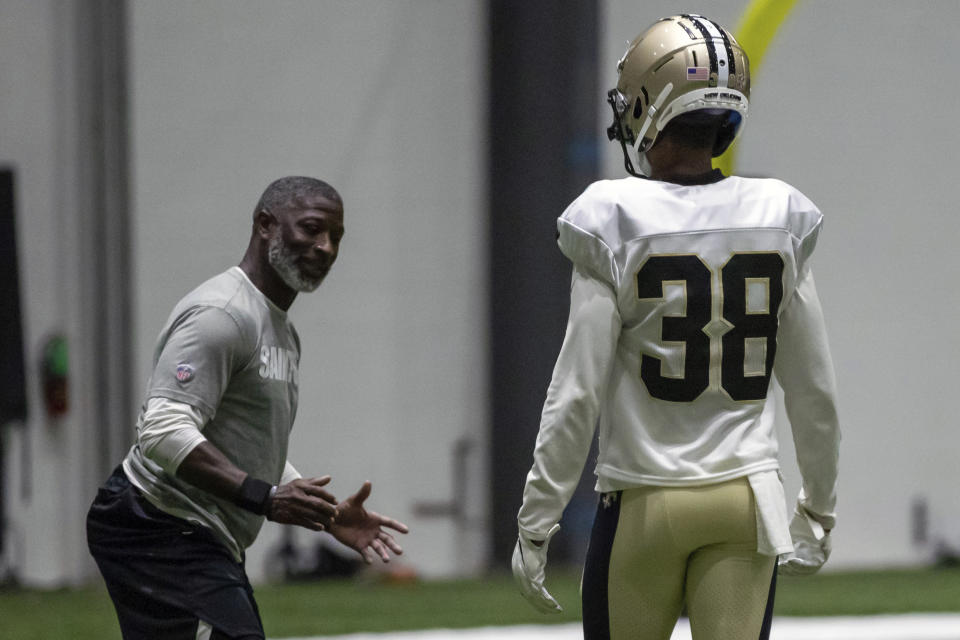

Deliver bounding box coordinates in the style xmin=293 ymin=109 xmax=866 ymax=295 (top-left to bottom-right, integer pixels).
xmin=1 ymin=566 xmax=958 ymax=639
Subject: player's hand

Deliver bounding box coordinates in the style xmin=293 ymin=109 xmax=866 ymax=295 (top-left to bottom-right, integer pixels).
xmin=511 ymin=524 xmax=562 ymax=613
xmin=267 ymin=476 xmax=338 ymax=531
xmin=778 ymin=505 xmax=832 ymax=576
xmin=327 ymin=481 xmax=409 ymax=563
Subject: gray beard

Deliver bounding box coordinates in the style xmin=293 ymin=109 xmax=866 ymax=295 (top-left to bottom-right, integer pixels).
xmin=267 ymin=234 xmax=323 ymax=292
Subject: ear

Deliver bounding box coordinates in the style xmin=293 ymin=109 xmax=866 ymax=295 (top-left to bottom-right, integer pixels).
xmin=253 ymin=209 xmax=277 ymax=239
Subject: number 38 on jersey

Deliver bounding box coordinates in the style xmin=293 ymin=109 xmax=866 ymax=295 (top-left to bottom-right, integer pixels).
xmin=636 ymin=252 xmax=784 ymax=403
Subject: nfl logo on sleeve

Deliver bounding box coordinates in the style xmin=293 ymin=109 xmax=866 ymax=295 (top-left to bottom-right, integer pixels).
xmin=176 ymin=364 xmax=194 ymax=383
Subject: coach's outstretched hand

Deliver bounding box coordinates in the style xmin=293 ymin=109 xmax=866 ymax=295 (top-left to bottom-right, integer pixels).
xmin=268 ymin=476 xmax=339 ymax=531
xmin=329 ymin=481 xmax=409 ymax=563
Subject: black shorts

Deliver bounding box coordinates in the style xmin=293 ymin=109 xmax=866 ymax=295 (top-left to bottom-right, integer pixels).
xmin=86 ymin=466 xmax=265 ymax=640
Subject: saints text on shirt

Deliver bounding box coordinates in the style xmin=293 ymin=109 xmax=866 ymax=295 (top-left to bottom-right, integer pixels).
xmin=259 ymin=345 xmax=299 ymax=385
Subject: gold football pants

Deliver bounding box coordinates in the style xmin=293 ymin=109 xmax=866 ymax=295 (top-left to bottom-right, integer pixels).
xmin=581 ymin=477 xmax=777 ymax=640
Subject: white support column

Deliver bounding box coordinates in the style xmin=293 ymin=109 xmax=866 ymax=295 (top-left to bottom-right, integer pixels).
xmin=0 ymin=0 xmax=132 ymax=586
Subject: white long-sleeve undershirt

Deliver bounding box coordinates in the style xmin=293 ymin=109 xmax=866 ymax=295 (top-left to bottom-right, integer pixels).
xmin=137 ymin=396 xmax=301 ymax=483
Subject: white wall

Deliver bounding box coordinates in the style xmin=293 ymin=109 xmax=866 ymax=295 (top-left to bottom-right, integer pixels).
xmin=128 ymin=0 xmax=488 ymax=580
xmin=0 ymin=1 xmax=107 ymax=586
xmin=602 ymin=0 xmax=960 ymax=568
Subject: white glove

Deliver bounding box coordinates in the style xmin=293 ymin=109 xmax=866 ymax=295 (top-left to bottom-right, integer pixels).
xmin=779 ymin=505 xmax=832 ymax=576
xmin=511 ymin=524 xmax=562 ymax=613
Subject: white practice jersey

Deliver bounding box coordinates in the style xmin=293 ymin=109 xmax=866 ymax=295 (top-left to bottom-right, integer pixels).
xmin=518 ymin=174 xmax=840 ymax=552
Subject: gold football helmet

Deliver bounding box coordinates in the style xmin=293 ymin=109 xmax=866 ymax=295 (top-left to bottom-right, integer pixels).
xmin=607 ymin=14 xmax=750 ymax=177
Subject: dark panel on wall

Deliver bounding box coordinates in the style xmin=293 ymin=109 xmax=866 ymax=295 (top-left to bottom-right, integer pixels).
xmin=0 ymin=169 xmax=26 ymax=428
xmin=0 ymin=168 xmax=27 ymax=559
xmin=488 ymin=0 xmax=600 ymax=565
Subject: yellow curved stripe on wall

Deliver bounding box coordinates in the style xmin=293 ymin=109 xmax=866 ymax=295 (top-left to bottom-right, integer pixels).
xmin=715 ymin=0 xmax=801 ymax=176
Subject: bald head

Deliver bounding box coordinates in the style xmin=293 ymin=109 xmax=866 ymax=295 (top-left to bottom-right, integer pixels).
xmin=254 ymin=176 xmax=341 ymax=219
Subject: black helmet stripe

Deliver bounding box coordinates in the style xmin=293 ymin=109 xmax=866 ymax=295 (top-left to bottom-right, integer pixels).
xmin=684 ymin=14 xmax=733 ymax=87
xmin=704 ymin=17 xmax=736 ymax=76
xmin=681 ymin=14 xmax=718 ymax=78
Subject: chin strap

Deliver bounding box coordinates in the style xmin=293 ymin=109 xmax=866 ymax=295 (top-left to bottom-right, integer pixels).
xmin=636 ymin=152 xmax=653 ymax=177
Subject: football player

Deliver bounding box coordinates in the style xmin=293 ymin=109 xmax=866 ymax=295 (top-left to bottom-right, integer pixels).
xmin=512 ymin=14 xmax=840 ymax=640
